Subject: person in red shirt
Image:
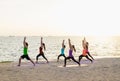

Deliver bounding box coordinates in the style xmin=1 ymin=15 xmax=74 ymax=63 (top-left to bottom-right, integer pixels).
xmin=36 ymin=37 xmax=49 ymax=63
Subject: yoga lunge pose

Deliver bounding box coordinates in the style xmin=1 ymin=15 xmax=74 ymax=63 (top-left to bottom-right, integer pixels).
xmin=79 ymin=37 xmax=93 ymax=64
xmin=36 ymin=37 xmax=49 ymax=63
xmin=18 ymin=37 xmax=35 ymax=66
xmin=57 ymin=40 xmax=66 ymax=62
xmin=64 ymin=39 xmax=80 ymax=67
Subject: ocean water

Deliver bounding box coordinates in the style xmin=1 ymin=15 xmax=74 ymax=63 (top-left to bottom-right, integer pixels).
xmin=0 ymin=36 xmax=120 ymax=62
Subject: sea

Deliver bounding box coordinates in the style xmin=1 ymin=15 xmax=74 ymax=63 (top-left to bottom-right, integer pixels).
xmin=0 ymin=36 xmax=120 ymax=62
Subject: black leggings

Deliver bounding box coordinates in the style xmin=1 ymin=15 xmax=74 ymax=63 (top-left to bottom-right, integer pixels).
xmin=64 ymin=56 xmax=80 ymax=66
xmin=79 ymin=55 xmax=93 ymax=63
xmin=36 ymin=53 xmax=48 ymax=62
xmin=57 ymin=54 xmax=66 ymax=60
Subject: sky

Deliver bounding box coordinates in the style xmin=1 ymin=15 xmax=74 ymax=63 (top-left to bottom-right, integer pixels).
xmin=0 ymin=0 xmax=120 ymax=36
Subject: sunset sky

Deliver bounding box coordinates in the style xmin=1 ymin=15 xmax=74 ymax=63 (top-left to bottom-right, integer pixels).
xmin=0 ymin=0 xmax=120 ymax=36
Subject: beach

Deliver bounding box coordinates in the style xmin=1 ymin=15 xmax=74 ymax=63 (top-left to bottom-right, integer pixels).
xmin=0 ymin=0 xmax=120 ymax=80
xmin=0 ymin=36 xmax=120 ymax=81
xmin=0 ymin=56 xmax=120 ymax=81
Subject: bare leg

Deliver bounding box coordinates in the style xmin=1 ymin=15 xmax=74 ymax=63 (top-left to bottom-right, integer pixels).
xmin=18 ymin=57 xmax=22 ymax=66
xmin=30 ymin=59 xmax=35 ymax=66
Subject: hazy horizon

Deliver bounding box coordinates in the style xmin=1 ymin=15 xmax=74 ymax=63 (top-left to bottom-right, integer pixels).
xmin=0 ymin=0 xmax=120 ymax=36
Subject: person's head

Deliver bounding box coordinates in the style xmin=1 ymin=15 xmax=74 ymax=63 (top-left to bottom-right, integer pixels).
xmin=63 ymin=45 xmax=66 ymax=48
xmin=25 ymin=42 xmax=28 ymax=46
xmin=86 ymin=42 xmax=89 ymax=45
xmin=42 ymin=43 xmax=46 ymax=50
xmin=42 ymin=43 xmax=45 ymax=46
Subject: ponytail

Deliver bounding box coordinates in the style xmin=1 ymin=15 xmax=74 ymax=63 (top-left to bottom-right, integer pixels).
xmin=72 ymin=45 xmax=76 ymax=52
xmin=42 ymin=43 xmax=46 ymax=50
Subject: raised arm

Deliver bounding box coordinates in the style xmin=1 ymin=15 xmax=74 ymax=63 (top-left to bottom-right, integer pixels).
xmin=23 ymin=37 xmax=27 ymax=47
xmin=68 ymin=39 xmax=72 ymax=49
xmin=41 ymin=37 xmax=43 ymax=46
xmin=41 ymin=37 xmax=46 ymax=50
xmin=62 ymin=40 xmax=65 ymax=48
xmin=82 ymin=37 xmax=86 ymax=49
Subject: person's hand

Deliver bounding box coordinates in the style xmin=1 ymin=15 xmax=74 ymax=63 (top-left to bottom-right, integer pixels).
xmin=24 ymin=36 xmax=26 ymax=39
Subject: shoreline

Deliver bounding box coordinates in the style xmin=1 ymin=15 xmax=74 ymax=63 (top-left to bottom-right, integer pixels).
xmin=1 ymin=55 xmax=120 ymax=63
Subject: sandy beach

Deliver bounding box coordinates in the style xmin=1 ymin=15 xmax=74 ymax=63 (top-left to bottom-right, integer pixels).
xmin=0 ymin=56 xmax=120 ymax=81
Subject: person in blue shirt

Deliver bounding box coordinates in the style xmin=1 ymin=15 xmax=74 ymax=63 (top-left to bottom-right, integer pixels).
xmin=57 ymin=40 xmax=66 ymax=62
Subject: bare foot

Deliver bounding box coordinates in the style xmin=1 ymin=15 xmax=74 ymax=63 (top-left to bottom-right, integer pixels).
xmin=47 ymin=61 xmax=49 ymax=63
xmin=17 ymin=64 xmax=20 ymax=66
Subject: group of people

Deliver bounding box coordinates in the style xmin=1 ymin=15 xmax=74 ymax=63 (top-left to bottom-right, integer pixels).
xmin=18 ymin=37 xmax=94 ymax=67
xmin=18 ymin=37 xmax=49 ymax=66
xmin=57 ymin=37 xmax=94 ymax=67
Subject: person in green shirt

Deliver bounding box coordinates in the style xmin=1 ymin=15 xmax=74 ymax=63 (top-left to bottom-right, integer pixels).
xmin=18 ymin=37 xmax=35 ymax=66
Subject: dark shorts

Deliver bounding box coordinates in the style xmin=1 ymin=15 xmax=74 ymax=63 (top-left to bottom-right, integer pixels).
xmin=21 ymin=55 xmax=30 ymax=60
